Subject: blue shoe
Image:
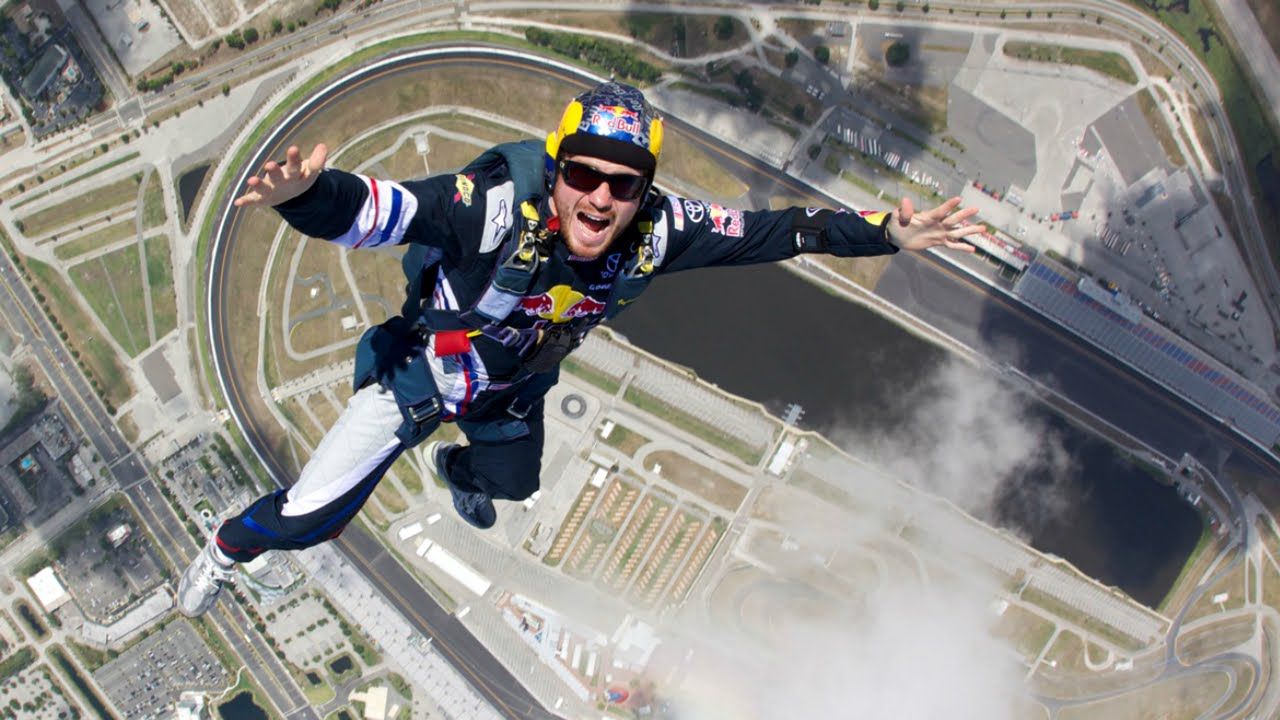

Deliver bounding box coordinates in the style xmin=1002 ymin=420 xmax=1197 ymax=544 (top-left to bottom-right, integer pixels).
xmin=425 ymin=442 xmax=497 ymax=529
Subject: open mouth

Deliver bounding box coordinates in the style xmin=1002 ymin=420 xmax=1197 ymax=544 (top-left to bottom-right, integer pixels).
xmin=578 ymin=212 xmax=610 ymax=234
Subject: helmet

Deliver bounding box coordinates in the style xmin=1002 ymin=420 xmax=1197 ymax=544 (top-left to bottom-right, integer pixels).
xmin=545 ymin=81 xmax=664 ymax=185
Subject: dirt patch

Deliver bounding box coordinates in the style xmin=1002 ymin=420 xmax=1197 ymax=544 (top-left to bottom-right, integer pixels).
xmin=645 ymin=449 xmax=747 ymax=511
xmin=205 ymin=0 xmax=237 ymax=29
xmin=163 ymin=0 xmax=213 ymax=40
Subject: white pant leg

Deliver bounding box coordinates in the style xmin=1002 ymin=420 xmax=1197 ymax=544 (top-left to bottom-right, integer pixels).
xmin=281 ymin=384 xmax=403 ymax=517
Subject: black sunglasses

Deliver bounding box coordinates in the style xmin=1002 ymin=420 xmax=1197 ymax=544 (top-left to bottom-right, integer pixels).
xmin=557 ymin=159 xmax=648 ymax=201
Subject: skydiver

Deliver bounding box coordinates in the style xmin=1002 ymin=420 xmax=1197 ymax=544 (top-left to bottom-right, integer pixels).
xmin=178 ymin=81 xmax=982 ymax=616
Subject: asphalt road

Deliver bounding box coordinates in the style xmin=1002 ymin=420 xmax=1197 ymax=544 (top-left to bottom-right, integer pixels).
xmin=127 ymin=477 xmax=320 ymax=720
xmin=0 ymin=236 xmax=312 ymax=718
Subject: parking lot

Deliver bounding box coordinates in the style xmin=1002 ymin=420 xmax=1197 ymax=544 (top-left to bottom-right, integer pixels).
xmin=94 ymin=620 xmax=228 ymax=719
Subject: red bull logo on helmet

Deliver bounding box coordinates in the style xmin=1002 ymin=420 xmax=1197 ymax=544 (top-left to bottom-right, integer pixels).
xmin=585 ymin=105 xmax=643 ymax=143
xmin=518 ymin=285 xmax=608 ymax=323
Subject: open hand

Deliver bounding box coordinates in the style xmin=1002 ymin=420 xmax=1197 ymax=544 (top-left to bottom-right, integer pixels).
xmin=886 ymin=196 xmax=983 ymax=253
xmin=233 ymin=144 xmax=328 ymax=208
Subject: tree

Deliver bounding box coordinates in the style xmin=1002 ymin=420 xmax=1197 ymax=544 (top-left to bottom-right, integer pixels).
xmin=714 ymin=16 xmax=735 ymax=41
xmin=785 ymin=49 xmax=799 ymax=68
xmin=243 ymin=27 xmax=259 ymax=44
xmin=814 ymin=45 xmax=830 ymax=64
xmin=221 ymin=83 xmax=230 ymax=96
xmin=271 ymin=17 xmax=283 ymax=34
xmin=886 ymin=41 xmax=910 ymax=67
xmin=869 ymin=0 xmax=880 ymax=8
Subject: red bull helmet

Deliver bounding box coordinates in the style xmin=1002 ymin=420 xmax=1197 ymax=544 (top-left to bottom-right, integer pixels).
xmin=545 ymin=81 xmax=664 ymax=186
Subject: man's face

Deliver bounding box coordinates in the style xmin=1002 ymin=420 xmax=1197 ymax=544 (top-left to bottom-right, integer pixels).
xmin=550 ymin=154 xmax=646 ymax=259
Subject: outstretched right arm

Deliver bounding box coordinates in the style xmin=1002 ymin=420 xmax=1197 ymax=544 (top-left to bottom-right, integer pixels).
xmin=236 ymin=144 xmax=453 ymax=250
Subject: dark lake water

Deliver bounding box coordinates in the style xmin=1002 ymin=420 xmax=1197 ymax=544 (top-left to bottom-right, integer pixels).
xmin=608 ymin=263 xmax=1202 ymax=607
xmin=218 ymin=691 xmax=268 ymax=720
xmin=177 ymin=163 xmax=210 ymax=223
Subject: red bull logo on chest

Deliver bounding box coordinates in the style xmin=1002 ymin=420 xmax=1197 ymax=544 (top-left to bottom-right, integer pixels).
xmin=586 ymin=105 xmax=642 ymax=141
xmin=517 ymin=285 xmax=608 ymax=323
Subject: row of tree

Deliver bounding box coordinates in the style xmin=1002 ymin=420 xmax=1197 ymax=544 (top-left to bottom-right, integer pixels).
xmin=525 ymin=28 xmax=661 ymax=83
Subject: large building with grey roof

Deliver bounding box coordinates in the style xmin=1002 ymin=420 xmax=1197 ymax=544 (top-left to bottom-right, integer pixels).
xmin=1014 ymin=256 xmax=1280 ymax=448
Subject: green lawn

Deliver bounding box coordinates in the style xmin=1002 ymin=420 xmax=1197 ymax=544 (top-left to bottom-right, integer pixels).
xmin=1003 ymin=41 xmax=1137 ymax=85
xmin=18 ymin=176 xmax=140 ymax=238
xmin=69 ymin=244 xmax=149 ymax=357
xmin=623 ymin=386 xmax=762 ymax=465
xmin=145 ymin=235 xmax=177 ymax=339
xmin=142 ymin=173 xmax=167 ymax=229
xmin=23 ymin=257 xmax=133 ymax=408
xmin=52 ymin=219 xmax=136 ymax=261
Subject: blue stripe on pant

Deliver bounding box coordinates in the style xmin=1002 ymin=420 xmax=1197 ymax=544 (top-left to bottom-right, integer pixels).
xmin=216 ymin=443 xmax=405 ymax=562
xmin=211 ymin=382 xmax=549 ymax=562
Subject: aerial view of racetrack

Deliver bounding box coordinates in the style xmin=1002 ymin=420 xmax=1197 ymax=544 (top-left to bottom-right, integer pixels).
xmin=3 ymin=0 xmax=1280 ymax=718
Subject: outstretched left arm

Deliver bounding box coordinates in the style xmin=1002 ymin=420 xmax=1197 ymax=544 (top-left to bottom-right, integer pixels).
xmin=883 ymin=196 xmax=982 ymax=253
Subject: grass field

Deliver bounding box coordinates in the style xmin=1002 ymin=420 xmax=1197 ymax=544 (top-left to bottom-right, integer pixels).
xmin=70 ymin=245 xmax=148 ymax=357
xmin=6 ymin=151 xmax=140 ymax=207
xmin=18 ymin=176 xmax=140 ymax=238
xmin=1184 ymin=558 xmax=1247 ymax=622
xmin=561 ymin=356 xmax=623 ymax=396
xmin=22 ymin=257 xmax=133 ymax=408
xmin=373 ymin=480 xmax=408 ymax=515
xmin=52 ymin=219 xmax=136 ymax=261
xmin=624 ymin=386 xmax=762 ymax=465
xmin=1003 ymin=41 xmax=1137 ymax=85
xmin=600 ymin=421 xmax=648 ymax=456
xmin=1135 ymin=88 xmax=1186 ymax=167
xmin=145 ymin=235 xmax=177 ymax=339
xmin=992 ymin=603 xmax=1056 ymax=662
xmin=142 ymin=172 xmax=167 ymax=229
xmin=645 ymin=449 xmax=747 ymax=510
xmin=431 ymin=115 xmax=533 ymax=148
xmin=1057 ymin=670 xmax=1229 ymax=720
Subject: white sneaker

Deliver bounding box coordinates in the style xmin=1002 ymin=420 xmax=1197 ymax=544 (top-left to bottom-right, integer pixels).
xmin=177 ymin=542 xmax=236 ymax=617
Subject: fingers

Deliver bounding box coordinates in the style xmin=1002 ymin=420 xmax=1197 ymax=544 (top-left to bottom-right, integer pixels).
xmin=308 ymin=144 xmax=328 ymax=175
xmin=928 ymin=196 xmax=961 ymax=220
xmin=948 ymin=221 xmax=986 ymax=238
xmin=897 ymin=196 xmax=915 ymax=226
xmin=942 ymin=205 xmax=979 ymax=227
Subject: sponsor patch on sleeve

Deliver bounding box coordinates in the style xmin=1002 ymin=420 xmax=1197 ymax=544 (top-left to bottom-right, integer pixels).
xmin=453 ymin=173 xmax=475 ymax=206
xmin=706 ymin=203 xmax=744 ymax=237
xmin=669 ymin=196 xmax=685 ymax=231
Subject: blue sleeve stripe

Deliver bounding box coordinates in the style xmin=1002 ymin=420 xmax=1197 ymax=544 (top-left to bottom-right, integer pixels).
xmin=379 ymin=187 xmax=404 ymax=246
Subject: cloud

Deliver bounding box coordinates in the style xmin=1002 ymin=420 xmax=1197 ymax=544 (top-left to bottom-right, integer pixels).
xmin=653 ymin=358 xmax=1060 ymax=719
xmin=664 ymin=575 xmax=1030 ymax=720
xmin=855 ymin=358 xmax=1074 ymax=535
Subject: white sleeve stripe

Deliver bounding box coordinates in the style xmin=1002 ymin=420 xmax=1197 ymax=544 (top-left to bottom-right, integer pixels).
xmin=332 ymin=176 xmax=419 ymax=248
